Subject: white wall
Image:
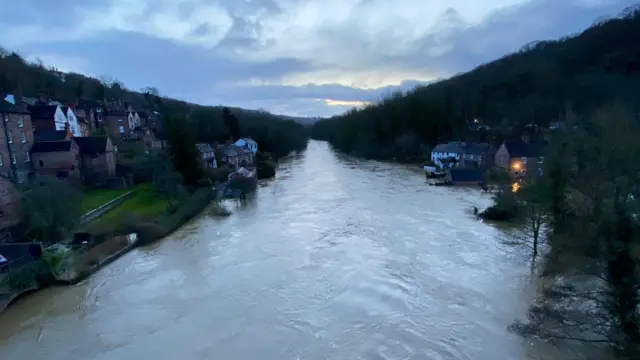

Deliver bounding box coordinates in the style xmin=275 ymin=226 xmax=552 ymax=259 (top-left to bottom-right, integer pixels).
xmin=430 ymin=151 xmax=460 ymax=168
xmin=65 ymin=108 xmax=82 ymax=137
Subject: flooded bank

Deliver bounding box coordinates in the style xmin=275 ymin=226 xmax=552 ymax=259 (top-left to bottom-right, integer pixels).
xmin=0 ymin=141 xmax=603 ymax=359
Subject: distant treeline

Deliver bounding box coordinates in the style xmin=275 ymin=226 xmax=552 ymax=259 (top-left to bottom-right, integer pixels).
xmin=311 ymin=6 xmax=640 ymax=162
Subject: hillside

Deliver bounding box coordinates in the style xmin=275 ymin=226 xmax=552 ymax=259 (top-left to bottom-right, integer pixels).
xmin=0 ymin=50 xmax=308 ymax=158
xmin=311 ymin=6 xmax=640 ymax=161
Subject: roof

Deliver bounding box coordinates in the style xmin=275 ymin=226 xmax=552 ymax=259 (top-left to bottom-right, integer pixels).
xmin=219 ymin=144 xmax=244 ymax=156
xmin=0 ymin=243 xmax=43 ymax=268
xmin=28 ymin=104 xmax=58 ymax=119
xmin=31 ymin=140 xmax=73 ymax=153
xmin=34 ymin=130 xmax=68 ymax=142
xmin=196 ymin=143 xmax=214 ymax=154
xmin=503 ymin=140 xmax=548 ymax=157
xmin=240 ymin=137 xmax=257 ymax=145
xmin=73 ymin=136 xmax=108 ymax=154
xmin=449 ymin=168 xmax=484 ymax=183
xmin=433 ymin=141 xmax=488 ymax=155
xmin=0 ymin=100 xmax=29 ymax=114
xmin=77 ymin=99 xmax=103 ymax=109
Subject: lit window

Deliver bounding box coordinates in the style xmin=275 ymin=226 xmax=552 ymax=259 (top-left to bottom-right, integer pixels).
xmin=11 ymin=152 xmax=16 ymax=164
xmin=24 ymin=151 xmax=30 ymax=162
xmin=119 ymin=126 xmax=125 ymax=133
xmin=17 ymin=116 xmax=24 ymax=127
xmin=7 ymin=130 xmax=12 ymax=143
xmin=20 ymin=131 xmax=26 ymax=143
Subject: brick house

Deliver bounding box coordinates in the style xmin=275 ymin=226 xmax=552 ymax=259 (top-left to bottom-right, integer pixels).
xmin=73 ymin=136 xmax=116 ymax=183
xmin=30 ymin=140 xmax=82 ymax=184
xmin=0 ymin=99 xmax=34 ymax=184
xmin=103 ymin=109 xmax=130 ymax=138
xmin=196 ymin=143 xmax=217 ymax=168
xmin=494 ymin=135 xmax=548 ymax=177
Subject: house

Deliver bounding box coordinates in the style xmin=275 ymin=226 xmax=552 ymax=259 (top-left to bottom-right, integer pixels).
xmin=76 ymin=99 xmax=106 ymax=130
xmin=60 ymin=106 xmax=83 ymax=137
xmin=128 ymin=111 xmax=141 ymax=132
xmin=30 ymin=140 xmax=82 ymax=183
xmin=494 ymin=135 xmax=548 ymax=177
xmin=143 ymin=129 xmax=166 ymax=151
xmin=1 ymin=99 xmax=34 ymax=184
xmin=0 ymin=176 xmax=23 ymax=243
xmin=196 ymin=143 xmax=217 ymax=169
xmin=431 ymin=141 xmax=490 ymax=169
xmin=73 ymin=136 xmax=116 ymax=182
xmin=217 ymin=144 xmax=254 ymax=170
xmin=28 ymin=104 xmax=82 ymax=137
xmin=34 ymin=128 xmax=73 ymax=143
xmin=234 ymin=137 xmax=258 ymax=154
xmin=447 ymin=168 xmax=485 ymax=186
xmin=103 ymin=109 xmax=130 ymax=138
xmin=136 ymin=111 xmax=149 ymax=127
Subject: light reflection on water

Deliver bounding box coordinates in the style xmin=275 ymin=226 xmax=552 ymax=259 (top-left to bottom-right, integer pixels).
xmin=0 ymin=141 xmax=607 ymax=360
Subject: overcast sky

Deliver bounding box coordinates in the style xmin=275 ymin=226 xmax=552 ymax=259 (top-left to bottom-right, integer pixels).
xmin=0 ymin=0 xmax=634 ymax=117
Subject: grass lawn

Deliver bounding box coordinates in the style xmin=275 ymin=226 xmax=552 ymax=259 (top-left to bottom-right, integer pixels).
xmin=81 ymin=188 xmax=130 ymax=213
xmin=87 ymin=183 xmax=169 ymax=226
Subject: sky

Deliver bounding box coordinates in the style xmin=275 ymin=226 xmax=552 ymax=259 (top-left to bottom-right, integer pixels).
xmin=0 ymin=0 xmax=635 ymax=117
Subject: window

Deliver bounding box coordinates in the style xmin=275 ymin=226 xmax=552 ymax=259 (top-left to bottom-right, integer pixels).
xmin=119 ymin=125 xmax=125 ymax=133
xmin=17 ymin=115 xmax=24 ymax=127
xmin=2 ymin=114 xmax=8 ymax=122
xmin=16 ymin=171 xmax=25 ymax=184
xmin=538 ymin=156 xmax=544 ymax=163
xmin=11 ymin=152 xmax=16 ymax=164
xmin=20 ymin=131 xmax=26 ymax=143
xmin=39 ymin=160 xmax=44 ymax=167
xmin=118 ymin=118 xmax=123 ymax=122
xmin=7 ymin=130 xmax=12 ymax=143
xmin=521 ymin=157 xmax=527 ymax=164
xmin=0 ymin=155 xmax=3 ymax=166
xmin=24 ymin=151 xmax=30 ymax=162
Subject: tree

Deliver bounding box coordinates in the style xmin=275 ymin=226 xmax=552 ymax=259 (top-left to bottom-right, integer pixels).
xmin=74 ymin=80 xmax=84 ymax=101
xmin=512 ymin=105 xmax=640 ymax=357
xmin=223 ymin=107 xmax=241 ymax=141
xmin=21 ymin=177 xmax=83 ymax=245
xmin=164 ymin=114 xmax=204 ymax=188
xmin=150 ymin=153 xmax=187 ymax=211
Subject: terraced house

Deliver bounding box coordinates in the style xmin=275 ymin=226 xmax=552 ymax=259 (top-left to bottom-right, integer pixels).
xmin=0 ymin=98 xmax=34 ymax=184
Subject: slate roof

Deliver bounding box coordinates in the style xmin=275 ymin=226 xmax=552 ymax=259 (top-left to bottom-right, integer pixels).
xmin=240 ymin=137 xmax=257 ymax=145
xmin=28 ymin=105 xmax=58 ymax=119
xmin=196 ymin=143 xmax=215 ymax=154
xmin=31 ymin=140 xmax=73 ymax=153
xmin=219 ymin=144 xmax=243 ymax=156
xmin=73 ymin=136 xmax=108 ymax=155
xmin=433 ymin=141 xmax=488 ymax=155
xmin=504 ymin=140 xmax=548 ymax=157
xmin=34 ymin=130 xmax=67 ymax=142
xmin=0 ymin=99 xmax=29 ymax=114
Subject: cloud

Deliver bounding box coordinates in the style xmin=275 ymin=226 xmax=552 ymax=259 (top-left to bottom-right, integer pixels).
xmin=0 ymin=0 xmax=635 ymax=116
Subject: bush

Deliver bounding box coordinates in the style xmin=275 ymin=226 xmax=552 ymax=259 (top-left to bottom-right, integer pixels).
xmin=256 ymin=160 xmax=276 ymax=179
xmin=206 ymin=166 xmax=233 ymax=183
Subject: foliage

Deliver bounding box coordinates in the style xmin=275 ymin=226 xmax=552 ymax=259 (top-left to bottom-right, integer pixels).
xmin=150 ymin=152 xmax=188 ymax=210
xmin=205 ymin=166 xmax=233 ymax=184
xmin=311 ymin=9 xmax=640 ymax=161
xmin=228 ymin=176 xmax=257 ymax=198
xmin=2 ymin=259 xmax=53 ymax=292
xmin=21 ymin=177 xmax=83 ymax=245
xmin=163 ymin=114 xmax=204 ymax=188
xmin=511 ymin=104 xmax=640 ymax=357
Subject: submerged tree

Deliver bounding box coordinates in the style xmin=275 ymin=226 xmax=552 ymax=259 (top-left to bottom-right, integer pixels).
xmin=511 ymin=105 xmax=640 ymax=358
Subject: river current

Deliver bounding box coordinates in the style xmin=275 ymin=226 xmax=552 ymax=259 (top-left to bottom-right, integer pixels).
xmin=0 ymin=141 xmax=600 ymax=359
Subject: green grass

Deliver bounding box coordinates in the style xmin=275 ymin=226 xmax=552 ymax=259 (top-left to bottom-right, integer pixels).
xmin=81 ymin=188 xmax=130 ymax=213
xmin=100 ymin=184 xmax=168 ymax=222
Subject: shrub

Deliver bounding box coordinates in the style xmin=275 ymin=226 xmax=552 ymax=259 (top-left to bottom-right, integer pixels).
xmin=206 ymin=166 xmax=233 ymax=183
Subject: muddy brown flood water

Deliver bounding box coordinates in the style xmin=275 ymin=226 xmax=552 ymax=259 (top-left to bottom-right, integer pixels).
xmin=0 ymin=141 xmax=607 ymax=359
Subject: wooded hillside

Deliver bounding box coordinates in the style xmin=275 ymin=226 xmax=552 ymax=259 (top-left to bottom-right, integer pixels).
xmin=0 ymin=48 xmax=308 ymax=158
xmin=311 ymin=6 xmax=640 ymax=161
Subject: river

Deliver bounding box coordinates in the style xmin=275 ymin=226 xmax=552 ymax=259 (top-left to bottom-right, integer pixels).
xmin=0 ymin=141 xmax=603 ymax=359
